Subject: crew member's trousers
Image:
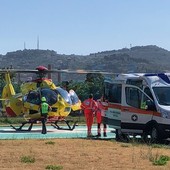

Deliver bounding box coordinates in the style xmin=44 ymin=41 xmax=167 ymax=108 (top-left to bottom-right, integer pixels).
xmin=96 ymin=111 xmax=107 ymax=136
xmin=84 ymin=110 xmax=94 ymax=136
xmin=41 ymin=114 xmax=47 ymax=134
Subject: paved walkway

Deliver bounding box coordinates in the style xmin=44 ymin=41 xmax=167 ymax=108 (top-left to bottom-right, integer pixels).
xmin=0 ymin=125 xmax=115 ymax=140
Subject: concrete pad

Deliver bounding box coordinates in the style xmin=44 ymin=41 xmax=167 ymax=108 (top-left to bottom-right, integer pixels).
xmin=0 ymin=125 xmax=115 ymax=140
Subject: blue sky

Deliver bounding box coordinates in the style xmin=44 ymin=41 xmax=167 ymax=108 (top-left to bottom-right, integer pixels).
xmin=0 ymin=0 xmax=170 ymax=55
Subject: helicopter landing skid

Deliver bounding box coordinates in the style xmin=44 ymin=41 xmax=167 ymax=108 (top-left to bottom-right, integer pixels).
xmin=10 ymin=120 xmax=36 ymax=131
xmin=51 ymin=119 xmax=78 ymax=131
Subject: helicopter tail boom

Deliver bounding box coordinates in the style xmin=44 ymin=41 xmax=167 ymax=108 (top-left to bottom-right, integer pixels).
xmin=2 ymin=73 xmax=16 ymax=98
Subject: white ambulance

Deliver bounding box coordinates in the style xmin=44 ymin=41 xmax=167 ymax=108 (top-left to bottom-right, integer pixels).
xmin=103 ymin=73 xmax=170 ymax=142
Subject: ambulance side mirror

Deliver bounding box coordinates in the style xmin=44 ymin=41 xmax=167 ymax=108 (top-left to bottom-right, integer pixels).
xmin=146 ymin=100 xmax=156 ymax=111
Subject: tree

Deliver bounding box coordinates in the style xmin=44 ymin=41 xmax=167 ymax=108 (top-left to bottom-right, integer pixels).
xmin=67 ymin=73 xmax=104 ymax=101
xmin=85 ymin=73 xmax=104 ymax=99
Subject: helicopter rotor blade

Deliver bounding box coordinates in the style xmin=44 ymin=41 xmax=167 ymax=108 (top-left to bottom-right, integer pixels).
xmin=0 ymin=69 xmax=38 ymax=74
xmin=50 ymin=69 xmax=117 ymax=75
xmin=0 ymin=68 xmax=117 ymax=75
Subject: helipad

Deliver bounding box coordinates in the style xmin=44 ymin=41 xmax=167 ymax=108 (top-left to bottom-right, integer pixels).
xmin=0 ymin=125 xmax=115 ymax=139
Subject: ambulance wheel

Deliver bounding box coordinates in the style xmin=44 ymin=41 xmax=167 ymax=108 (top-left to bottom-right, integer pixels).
xmin=150 ymin=126 xmax=160 ymax=143
xmin=151 ymin=126 xmax=167 ymax=143
xmin=115 ymin=129 xmax=129 ymax=142
xmin=142 ymin=125 xmax=161 ymax=143
xmin=152 ymin=125 xmax=168 ymax=143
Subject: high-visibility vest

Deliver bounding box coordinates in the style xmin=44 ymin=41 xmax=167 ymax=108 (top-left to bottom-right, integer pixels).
xmin=140 ymin=101 xmax=147 ymax=109
xmin=41 ymin=102 xmax=49 ymax=114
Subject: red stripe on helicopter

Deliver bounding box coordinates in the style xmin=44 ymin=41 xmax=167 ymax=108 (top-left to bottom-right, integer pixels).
xmin=47 ymin=116 xmax=65 ymax=122
xmin=108 ymin=103 xmax=161 ymax=117
xmin=6 ymin=107 xmax=17 ymax=117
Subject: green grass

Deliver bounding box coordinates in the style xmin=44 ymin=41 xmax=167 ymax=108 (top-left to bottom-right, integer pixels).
xmin=45 ymin=141 xmax=55 ymax=145
xmin=152 ymin=155 xmax=170 ymax=166
xmin=0 ymin=117 xmax=25 ymax=125
xmin=0 ymin=115 xmax=86 ymax=125
xmin=45 ymin=165 xmax=63 ymax=170
xmin=151 ymin=144 xmax=170 ymax=149
xmin=20 ymin=155 xmax=35 ymax=163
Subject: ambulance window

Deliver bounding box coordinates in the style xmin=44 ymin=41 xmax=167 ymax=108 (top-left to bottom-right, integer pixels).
xmin=144 ymin=87 xmax=153 ymax=100
xmin=126 ymin=87 xmax=142 ymax=108
xmin=126 ymin=79 xmax=143 ymax=89
xmin=153 ymin=87 xmax=170 ymax=105
xmin=108 ymin=84 xmax=122 ymax=103
xmin=104 ymin=82 xmax=112 ymax=100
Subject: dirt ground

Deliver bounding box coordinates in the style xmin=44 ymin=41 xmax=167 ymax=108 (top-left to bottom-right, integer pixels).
xmin=0 ymin=138 xmax=170 ymax=170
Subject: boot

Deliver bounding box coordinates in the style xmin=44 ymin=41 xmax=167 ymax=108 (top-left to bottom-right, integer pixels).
xmin=96 ymin=133 xmax=101 ymax=137
xmin=87 ymin=133 xmax=94 ymax=138
xmin=103 ymin=132 xmax=107 ymax=137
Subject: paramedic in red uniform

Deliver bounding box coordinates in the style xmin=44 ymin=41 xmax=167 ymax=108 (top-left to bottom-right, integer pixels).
xmin=96 ymin=97 xmax=107 ymax=137
xmin=81 ymin=94 xmax=97 ymax=137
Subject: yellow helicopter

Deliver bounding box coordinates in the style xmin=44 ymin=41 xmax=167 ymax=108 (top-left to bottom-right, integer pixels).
xmin=0 ymin=65 xmax=82 ymax=132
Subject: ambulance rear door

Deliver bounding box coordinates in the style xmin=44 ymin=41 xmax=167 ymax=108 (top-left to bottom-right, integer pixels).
xmin=103 ymin=81 xmax=122 ymax=129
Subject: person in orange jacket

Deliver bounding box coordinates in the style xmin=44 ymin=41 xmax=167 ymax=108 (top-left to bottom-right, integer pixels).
xmin=81 ymin=94 xmax=97 ymax=137
xmin=96 ymin=97 xmax=107 ymax=137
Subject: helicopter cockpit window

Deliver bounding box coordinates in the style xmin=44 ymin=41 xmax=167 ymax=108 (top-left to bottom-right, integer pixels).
xmin=26 ymin=91 xmax=41 ymax=105
xmin=55 ymin=87 xmax=72 ymax=104
xmin=41 ymin=88 xmax=57 ymax=105
xmin=69 ymin=90 xmax=79 ymax=104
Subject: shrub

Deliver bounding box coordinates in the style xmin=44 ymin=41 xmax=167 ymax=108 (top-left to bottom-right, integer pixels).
xmin=45 ymin=165 xmax=63 ymax=170
xmin=153 ymin=155 xmax=170 ymax=166
xmin=20 ymin=155 xmax=35 ymax=163
xmin=45 ymin=141 xmax=55 ymax=145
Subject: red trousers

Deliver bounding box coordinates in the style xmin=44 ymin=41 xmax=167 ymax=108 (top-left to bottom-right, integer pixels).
xmin=84 ymin=110 xmax=94 ymax=135
xmin=96 ymin=110 xmax=107 ymax=135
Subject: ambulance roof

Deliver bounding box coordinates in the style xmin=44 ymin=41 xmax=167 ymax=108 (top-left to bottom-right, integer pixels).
xmin=144 ymin=73 xmax=170 ymax=87
xmin=105 ymin=73 xmax=170 ymax=87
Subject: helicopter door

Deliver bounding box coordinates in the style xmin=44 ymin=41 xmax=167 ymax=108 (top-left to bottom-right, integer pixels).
xmin=69 ymin=90 xmax=81 ymax=111
xmin=23 ymin=91 xmax=41 ymax=114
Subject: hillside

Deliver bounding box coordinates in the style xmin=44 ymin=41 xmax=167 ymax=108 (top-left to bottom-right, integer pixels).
xmin=0 ymin=45 xmax=170 ymax=81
